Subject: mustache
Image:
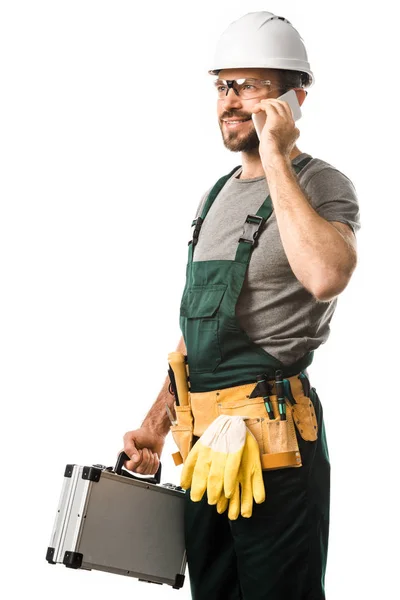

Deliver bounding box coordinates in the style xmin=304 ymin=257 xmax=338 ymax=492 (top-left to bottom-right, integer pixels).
xmin=220 ymin=112 xmax=252 ymax=121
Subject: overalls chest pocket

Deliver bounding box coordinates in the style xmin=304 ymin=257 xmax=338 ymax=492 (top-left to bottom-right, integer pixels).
xmin=180 ymin=284 xmax=227 ymax=374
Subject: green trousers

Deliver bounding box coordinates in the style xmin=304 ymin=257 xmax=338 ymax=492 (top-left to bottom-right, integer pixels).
xmin=184 ymin=387 xmax=330 ymax=600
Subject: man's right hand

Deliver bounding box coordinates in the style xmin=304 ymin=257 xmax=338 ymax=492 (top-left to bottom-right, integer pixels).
xmin=121 ymin=427 xmax=165 ymax=475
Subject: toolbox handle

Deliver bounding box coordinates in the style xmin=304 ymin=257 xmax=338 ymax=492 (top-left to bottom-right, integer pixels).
xmin=114 ymin=451 xmax=162 ymax=485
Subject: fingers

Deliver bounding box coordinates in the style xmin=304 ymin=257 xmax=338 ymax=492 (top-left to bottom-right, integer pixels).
xmin=153 ymin=453 xmax=160 ymax=475
xmin=270 ymin=98 xmax=293 ymax=121
xmin=252 ymin=98 xmax=295 ymax=125
xmin=264 ymin=100 xmax=285 ymax=119
xmin=121 ymin=442 xmax=159 ymax=476
xmin=121 ymin=427 xmax=165 ymax=477
xmin=134 ymin=448 xmax=159 ymax=475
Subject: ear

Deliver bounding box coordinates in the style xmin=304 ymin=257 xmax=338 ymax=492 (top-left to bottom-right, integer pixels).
xmin=294 ymin=88 xmax=307 ymax=107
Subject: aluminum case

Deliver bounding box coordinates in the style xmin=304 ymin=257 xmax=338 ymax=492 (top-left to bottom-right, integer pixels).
xmin=46 ymin=460 xmax=186 ymax=589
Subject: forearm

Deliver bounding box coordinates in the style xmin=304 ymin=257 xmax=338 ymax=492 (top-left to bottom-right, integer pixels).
xmin=141 ymin=336 xmax=187 ymax=436
xmin=263 ymin=155 xmax=356 ymax=301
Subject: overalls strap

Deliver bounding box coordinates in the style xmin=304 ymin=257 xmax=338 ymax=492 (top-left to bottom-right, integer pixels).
xmin=188 ymin=165 xmax=241 ymax=261
xmin=200 ymin=165 xmax=242 ymax=221
xmin=235 ymin=156 xmax=313 ymax=264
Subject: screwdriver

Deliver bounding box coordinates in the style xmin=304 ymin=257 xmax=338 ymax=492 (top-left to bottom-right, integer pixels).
xmin=275 ymin=369 xmax=286 ymax=420
xmin=255 ymin=374 xmax=275 ymax=420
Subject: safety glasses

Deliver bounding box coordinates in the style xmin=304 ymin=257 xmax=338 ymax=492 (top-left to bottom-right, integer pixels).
xmin=213 ymin=78 xmax=286 ymax=100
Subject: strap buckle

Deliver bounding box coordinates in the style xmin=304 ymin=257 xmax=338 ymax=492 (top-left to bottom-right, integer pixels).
xmin=239 ymin=214 xmax=266 ymax=246
xmin=189 ymin=217 xmax=203 ymax=247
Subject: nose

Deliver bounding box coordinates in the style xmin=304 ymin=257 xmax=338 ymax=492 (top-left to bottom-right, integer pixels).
xmin=220 ymin=87 xmax=243 ymax=110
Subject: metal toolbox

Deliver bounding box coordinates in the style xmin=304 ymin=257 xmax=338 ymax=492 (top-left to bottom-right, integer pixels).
xmin=46 ymin=453 xmax=187 ymax=589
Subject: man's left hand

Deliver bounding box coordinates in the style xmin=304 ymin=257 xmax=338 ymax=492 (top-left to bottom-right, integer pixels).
xmin=252 ymin=98 xmax=299 ymax=165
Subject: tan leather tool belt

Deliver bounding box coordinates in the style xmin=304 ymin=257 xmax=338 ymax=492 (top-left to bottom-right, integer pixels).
xmin=170 ymin=373 xmax=318 ymax=470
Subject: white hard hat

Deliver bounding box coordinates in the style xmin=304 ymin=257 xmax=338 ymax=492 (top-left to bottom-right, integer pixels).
xmin=208 ymin=11 xmax=314 ymax=87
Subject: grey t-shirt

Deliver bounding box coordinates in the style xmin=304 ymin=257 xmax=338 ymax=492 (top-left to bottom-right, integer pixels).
xmin=191 ymin=153 xmax=361 ymax=365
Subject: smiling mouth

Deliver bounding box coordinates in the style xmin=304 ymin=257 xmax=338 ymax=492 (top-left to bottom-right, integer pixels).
xmin=223 ymin=118 xmax=252 ymax=128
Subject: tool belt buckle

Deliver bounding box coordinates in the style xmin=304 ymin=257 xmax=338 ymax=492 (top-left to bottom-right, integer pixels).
xmin=239 ymin=214 xmax=266 ymax=246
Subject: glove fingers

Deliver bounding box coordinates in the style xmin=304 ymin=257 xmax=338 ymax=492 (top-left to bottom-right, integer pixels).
xmin=180 ymin=443 xmax=201 ymax=490
xmin=223 ymin=419 xmax=247 ymax=498
xmin=228 ymin=482 xmax=240 ymax=520
xmin=190 ymin=448 xmax=212 ymax=502
xmin=245 ymin=432 xmax=265 ymax=505
xmin=182 ymin=414 xmax=228 ymax=492
xmin=252 ymin=464 xmax=266 ymax=505
xmin=223 ymin=447 xmax=244 ymax=498
xmin=237 ymin=431 xmax=265 ymax=517
xmin=240 ymin=474 xmax=254 ymax=518
xmin=207 ymin=453 xmax=225 ymax=504
xmin=185 ymin=419 xmax=226 ymax=500
xmin=216 ymin=493 xmax=229 ymax=514
xmin=205 ymin=425 xmax=227 ymax=504
xmin=247 ymin=436 xmax=265 ymax=504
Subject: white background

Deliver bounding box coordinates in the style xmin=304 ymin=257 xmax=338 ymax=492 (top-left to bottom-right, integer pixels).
xmin=0 ymin=1 xmax=398 ymax=598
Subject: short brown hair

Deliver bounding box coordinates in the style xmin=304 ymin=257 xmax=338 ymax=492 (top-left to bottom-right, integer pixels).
xmin=274 ymin=69 xmax=312 ymax=90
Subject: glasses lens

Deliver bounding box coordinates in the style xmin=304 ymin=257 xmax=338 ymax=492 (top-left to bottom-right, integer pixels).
xmin=214 ymin=78 xmax=283 ymax=100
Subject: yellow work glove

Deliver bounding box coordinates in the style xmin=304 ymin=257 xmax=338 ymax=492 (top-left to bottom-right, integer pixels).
xmin=180 ymin=415 xmax=247 ymax=504
xmin=216 ymin=429 xmax=266 ymax=519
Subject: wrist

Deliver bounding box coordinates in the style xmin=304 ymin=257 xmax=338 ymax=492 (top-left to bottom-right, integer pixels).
xmin=261 ymin=151 xmax=290 ymax=173
xmin=141 ymin=420 xmax=168 ymax=439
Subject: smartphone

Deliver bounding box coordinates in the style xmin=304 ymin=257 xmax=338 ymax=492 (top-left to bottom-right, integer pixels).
xmin=252 ymin=89 xmax=302 ymax=139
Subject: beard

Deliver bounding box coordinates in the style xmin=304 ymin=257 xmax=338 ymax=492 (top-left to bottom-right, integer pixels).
xmin=218 ymin=119 xmax=260 ymax=152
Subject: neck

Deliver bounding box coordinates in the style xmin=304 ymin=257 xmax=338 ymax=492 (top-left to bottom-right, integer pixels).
xmin=238 ymin=146 xmax=303 ymax=179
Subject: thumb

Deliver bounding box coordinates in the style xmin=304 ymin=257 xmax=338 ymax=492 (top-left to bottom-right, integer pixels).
xmin=123 ymin=442 xmax=142 ymax=468
xmin=129 ymin=447 xmax=142 ymax=464
xmin=130 ymin=446 xmax=139 ymax=459
xmin=124 ymin=450 xmax=143 ymax=472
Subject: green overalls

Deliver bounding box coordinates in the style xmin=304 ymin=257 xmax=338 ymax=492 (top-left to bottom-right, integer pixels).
xmin=179 ymin=157 xmax=331 ymax=600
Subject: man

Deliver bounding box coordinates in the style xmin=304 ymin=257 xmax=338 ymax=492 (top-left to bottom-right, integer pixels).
xmin=122 ymin=11 xmax=360 ymax=600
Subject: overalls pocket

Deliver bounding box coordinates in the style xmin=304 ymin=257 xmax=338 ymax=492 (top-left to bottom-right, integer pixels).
xmin=216 ymin=395 xmax=302 ymax=470
xmin=180 ymin=284 xmax=227 ymax=373
xmin=170 ymin=404 xmax=194 ymax=464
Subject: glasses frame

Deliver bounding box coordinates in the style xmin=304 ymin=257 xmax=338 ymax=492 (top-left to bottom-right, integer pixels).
xmin=213 ymin=78 xmax=287 ymax=101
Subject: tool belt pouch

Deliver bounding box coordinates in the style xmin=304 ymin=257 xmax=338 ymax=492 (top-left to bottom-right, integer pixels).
xmin=216 ymin=395 xmax=302 ymax=470
xmin=170 ymin=404 xmax=194 ymax=466
xmin=291 ymin=387 xmax=319 ymax=442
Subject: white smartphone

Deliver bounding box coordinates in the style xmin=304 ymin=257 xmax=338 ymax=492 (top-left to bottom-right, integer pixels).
xmin=252 ymin=89 xmax=302 ymax=139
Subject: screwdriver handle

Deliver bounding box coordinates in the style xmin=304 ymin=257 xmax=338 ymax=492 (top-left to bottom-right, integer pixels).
xmin=275 ymin=369 xmax=287 ymax=421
